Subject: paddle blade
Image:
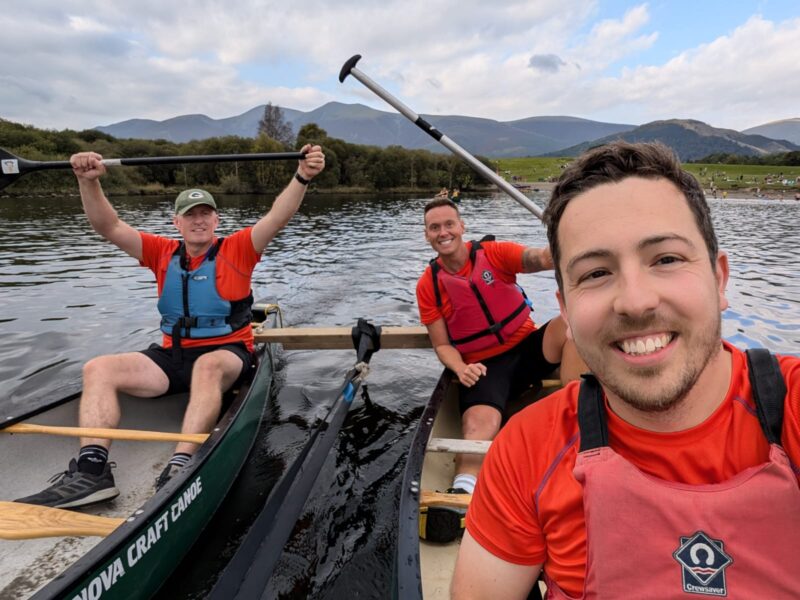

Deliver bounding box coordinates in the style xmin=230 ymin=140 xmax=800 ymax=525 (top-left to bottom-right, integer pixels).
xmin=0 ymin=148 xmax=24 ymax=192
xmin=0 ymin=500 xmax=125 ymax=539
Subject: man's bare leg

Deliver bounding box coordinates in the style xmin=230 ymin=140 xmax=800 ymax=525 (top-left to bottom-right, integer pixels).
xmin=453 ymin=404 xmax=502 ymax=493
xmin=173 ymin=349 xmax=244 ymax=456
xmin=79 ymin=352 xmax=171 ymax=448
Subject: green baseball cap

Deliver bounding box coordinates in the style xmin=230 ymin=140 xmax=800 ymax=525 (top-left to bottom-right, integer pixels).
xmin=175 ymin=189 xmax=217 ymax=215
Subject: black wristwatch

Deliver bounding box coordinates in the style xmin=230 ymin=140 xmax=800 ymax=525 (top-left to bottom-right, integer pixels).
xmin=294 ymin=172 xmax=311 ymax=186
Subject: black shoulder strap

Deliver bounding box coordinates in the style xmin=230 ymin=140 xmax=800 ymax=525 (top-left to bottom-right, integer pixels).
xmin=746 ymin=348 xmax=786 ymax=445
xmin=207 ymin=237 xmax=224 ymax=261
xmin=175 ymin=242 xmax=188 ymax=271
xmin=577 ymin=374 xmax=609 ymax=451
xmin=429 ymin=259 xmax=443 ymax=307
xmin=174 ymin=238 xmax=224 ymax=270
xmin=469 ymin=235 xmax=495 ymax=263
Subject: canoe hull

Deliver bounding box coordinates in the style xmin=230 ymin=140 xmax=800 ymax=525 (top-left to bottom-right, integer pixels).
xmin=28 ymin=342 xmax=273 ymax=599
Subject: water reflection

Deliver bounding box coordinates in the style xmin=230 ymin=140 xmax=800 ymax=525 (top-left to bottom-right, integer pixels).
xmin=0 ymin=191 xmax=798 ymax=597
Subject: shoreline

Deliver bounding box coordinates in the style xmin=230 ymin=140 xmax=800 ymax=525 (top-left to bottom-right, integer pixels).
xmin=511 ymin=180 xmax=799 ymax=201
xmin=3 ymin=182 xmax=798 ymax=202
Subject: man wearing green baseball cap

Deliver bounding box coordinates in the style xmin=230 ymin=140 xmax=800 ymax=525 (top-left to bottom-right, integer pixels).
xmin=16 ymin=144 xmax=325 ymax=509
xmin=174 ymin=188 xmax=218 ymax=214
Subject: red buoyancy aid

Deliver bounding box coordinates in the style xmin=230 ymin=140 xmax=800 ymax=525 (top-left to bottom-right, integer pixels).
xmin=544 ymin=350 xmax=800 ymax=599
xmin=431 ymin=237 xmax=531 ymax=355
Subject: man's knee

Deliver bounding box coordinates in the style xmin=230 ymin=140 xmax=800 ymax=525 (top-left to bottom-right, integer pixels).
xmin=192 ymin=353 xmax=225 ymax=380
xmin=82 ymin=355 xmax=115 ymax=383
xmin=462 ymin=406 xmax=502 ymax=438
xmin=191 ymin=351 xmax=241 ymax=389
xmin=542 ymin=317 xmax=568 ymax=364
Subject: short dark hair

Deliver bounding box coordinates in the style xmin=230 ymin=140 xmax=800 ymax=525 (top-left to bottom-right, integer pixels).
xmin=424 ymin=197 xmax=460 ymax=217
xmin=544 ymin=141 xmax=718 ymax=291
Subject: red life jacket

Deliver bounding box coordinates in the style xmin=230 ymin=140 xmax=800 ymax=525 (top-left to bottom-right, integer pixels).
xmin=430 ymin=236 xmax=531 ymax=355
xmin=544 ymin=349 xmax=800 ymax=599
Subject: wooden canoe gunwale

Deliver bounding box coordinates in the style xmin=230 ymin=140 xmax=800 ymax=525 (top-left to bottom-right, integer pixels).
xmin=26 ymin=338 xmax=275 ymax=599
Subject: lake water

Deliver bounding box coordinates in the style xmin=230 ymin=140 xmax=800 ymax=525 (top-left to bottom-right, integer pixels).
xmin=0 ymin=190 xmax=798 ymax=598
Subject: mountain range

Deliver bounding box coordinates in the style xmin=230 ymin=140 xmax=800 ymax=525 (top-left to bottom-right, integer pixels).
xmin=549 ymin=119 xmax=800 ymax=161
xmin=95 ymin=102 xmax=800 ymax=160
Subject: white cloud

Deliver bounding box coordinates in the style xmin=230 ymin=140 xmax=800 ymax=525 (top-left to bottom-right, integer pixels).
xmin=1 ymin=1 xmax=798 ymax=132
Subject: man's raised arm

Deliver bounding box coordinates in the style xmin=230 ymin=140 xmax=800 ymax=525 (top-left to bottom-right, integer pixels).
xmin=71 ymin=152 xmax=142 ymax=260
xmin=251 ymin=144 xmax=325 ymax=254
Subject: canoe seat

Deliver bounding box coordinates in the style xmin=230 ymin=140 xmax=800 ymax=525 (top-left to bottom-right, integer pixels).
xmin=426 ymin=438 xmax=490 ymax=455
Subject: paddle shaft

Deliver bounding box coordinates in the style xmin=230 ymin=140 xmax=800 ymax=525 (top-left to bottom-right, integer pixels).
xmin=26 ymin=151 xmax=305 ymax=172
xmin=339 ymin=55 xmax=544 ymax=220
xmin=3 ymin=422 xmax=209 ymax=444
xmin=0 ymin=148 xmax=305 ymax=191
xmin=210 ymin=370 xmax=359 ymax=599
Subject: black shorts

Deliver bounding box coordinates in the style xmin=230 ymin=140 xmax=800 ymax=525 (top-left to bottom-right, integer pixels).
xmin=139 ymin=342 xmax=256 ymax=397
xmin=458 ymin=320 xmax=559 ymax=415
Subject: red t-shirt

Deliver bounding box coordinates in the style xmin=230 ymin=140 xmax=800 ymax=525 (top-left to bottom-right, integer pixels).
xmin=466 ymin=342 xmax=800 ymax=597
xmin=139 ymin=228 xmax=260 ymax=350
xmin=416 ymin=240 xmax=536 ymax=363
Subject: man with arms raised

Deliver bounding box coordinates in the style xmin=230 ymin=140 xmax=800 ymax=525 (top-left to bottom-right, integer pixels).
xmin=452 ymin=141 xmax=800 ymax=598
xmin=417 ymin=198 xmax=584 ymax=497
xmin=17 ymin=145 xmax=325 ymax=508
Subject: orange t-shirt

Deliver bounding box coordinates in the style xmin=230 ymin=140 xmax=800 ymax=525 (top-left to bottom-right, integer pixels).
xmin=416 ymin=240 xmax=536 ymax=363
xmin=466 ymin=342 xmax=800 ymax=597
xmin=140 ymin=228 xmax=260 ymax=350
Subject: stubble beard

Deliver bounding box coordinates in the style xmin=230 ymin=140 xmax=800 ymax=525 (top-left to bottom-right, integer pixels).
xmin=578 ymin=313 xmax=723 ymax=414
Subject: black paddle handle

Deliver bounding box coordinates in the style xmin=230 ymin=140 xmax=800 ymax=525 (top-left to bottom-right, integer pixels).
xmin=24 ymin=151 xmax=306 ymax=172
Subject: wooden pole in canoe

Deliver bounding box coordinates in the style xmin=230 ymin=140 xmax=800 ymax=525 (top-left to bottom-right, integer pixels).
xmin=2 ymin=423 xmax=209 ymax=444
xmin=0 ymin=501 xmax=125 ymax=539
xmin=420 ymin=490 xmax=472 ymax=510
xmin=253 ymin=325 xmax=431 ymax=349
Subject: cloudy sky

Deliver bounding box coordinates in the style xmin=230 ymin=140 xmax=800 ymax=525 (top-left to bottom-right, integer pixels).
xmin=2 ymin=0 xmax=799 ymax=132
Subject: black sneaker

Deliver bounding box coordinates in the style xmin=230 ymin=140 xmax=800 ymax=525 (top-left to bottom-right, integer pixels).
xmin=420 ymin=506 xmax=466 ymax=543
xmin=445 ymin=487 xmax=470 ymax=495
xmin=15 ymin=459 xmax=119 ymax=508
xmin=155 ymin=463 xmax=182 ymax=491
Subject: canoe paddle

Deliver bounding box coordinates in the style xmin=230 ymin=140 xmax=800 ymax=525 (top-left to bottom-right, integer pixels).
xmin=209 ymin=318 xmax=382 ymax=599
xmin=339 ymin=54 xmax=544 ymax=221
xmin=0 ymin=500 xmax=125 ymax=539
xmin=0 ymin=147 xmax=306 ymax=192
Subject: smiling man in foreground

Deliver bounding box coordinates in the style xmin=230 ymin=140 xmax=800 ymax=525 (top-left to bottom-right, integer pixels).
xmin=16 ymin=144 xmax=325 ymax=508
xmin=452 ymin=141 xmax=800 ymax=598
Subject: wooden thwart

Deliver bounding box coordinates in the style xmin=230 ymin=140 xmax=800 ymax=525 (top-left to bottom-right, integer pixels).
xmin=2 ymin=423 xmax=209 ymax=444
xmin=254 ymin=325 xmax=431 ymax=349
xmin=420 ymin=490 xmax=472 ymax=510
xmin=0 ymin=501 xmax=125 ymax=539
xmin=427 ymin=438 xmax=491 ymax=455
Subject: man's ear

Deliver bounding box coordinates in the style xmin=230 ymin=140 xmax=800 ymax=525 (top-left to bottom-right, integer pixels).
xmin=715 ymin=251 xmax=730 ymax=312
xmin=556 ymin=289 xmax=573 ymax=341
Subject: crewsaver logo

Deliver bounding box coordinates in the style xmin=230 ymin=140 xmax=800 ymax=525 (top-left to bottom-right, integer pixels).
xmin=481 ymin=270 xmax=494 ymax=285
xmin=673 ymin=531 xmax=733 ymax=596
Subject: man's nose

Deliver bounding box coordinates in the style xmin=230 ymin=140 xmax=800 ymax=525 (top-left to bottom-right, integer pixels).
xmin=612 ymin=268 xmax=659 ymax=319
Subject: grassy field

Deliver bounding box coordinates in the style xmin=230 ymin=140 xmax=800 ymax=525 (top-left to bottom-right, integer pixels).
xmin=493 ymin=157 xmax=800 ymax=191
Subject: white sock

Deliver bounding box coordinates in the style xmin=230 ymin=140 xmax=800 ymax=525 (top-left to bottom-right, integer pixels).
xmin=452 ymin=473 xmax=477 ymax=494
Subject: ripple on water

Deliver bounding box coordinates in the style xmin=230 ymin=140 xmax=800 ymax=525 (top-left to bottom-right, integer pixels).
xmin=1 ymin=192 xmax=798 ymax=597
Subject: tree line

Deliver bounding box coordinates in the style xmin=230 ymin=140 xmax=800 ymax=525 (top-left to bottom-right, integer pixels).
xmin=0 ymin=112 xmax=492 ymax=195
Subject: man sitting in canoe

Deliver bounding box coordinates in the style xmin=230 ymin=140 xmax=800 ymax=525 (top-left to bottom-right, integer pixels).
xmin=452 ymin=141 xmax=800 ymax=598
xmin=416 ymin=198 xmax=585 ymax=497
xmin=16 ymin=145 xmax=325 ymax=509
